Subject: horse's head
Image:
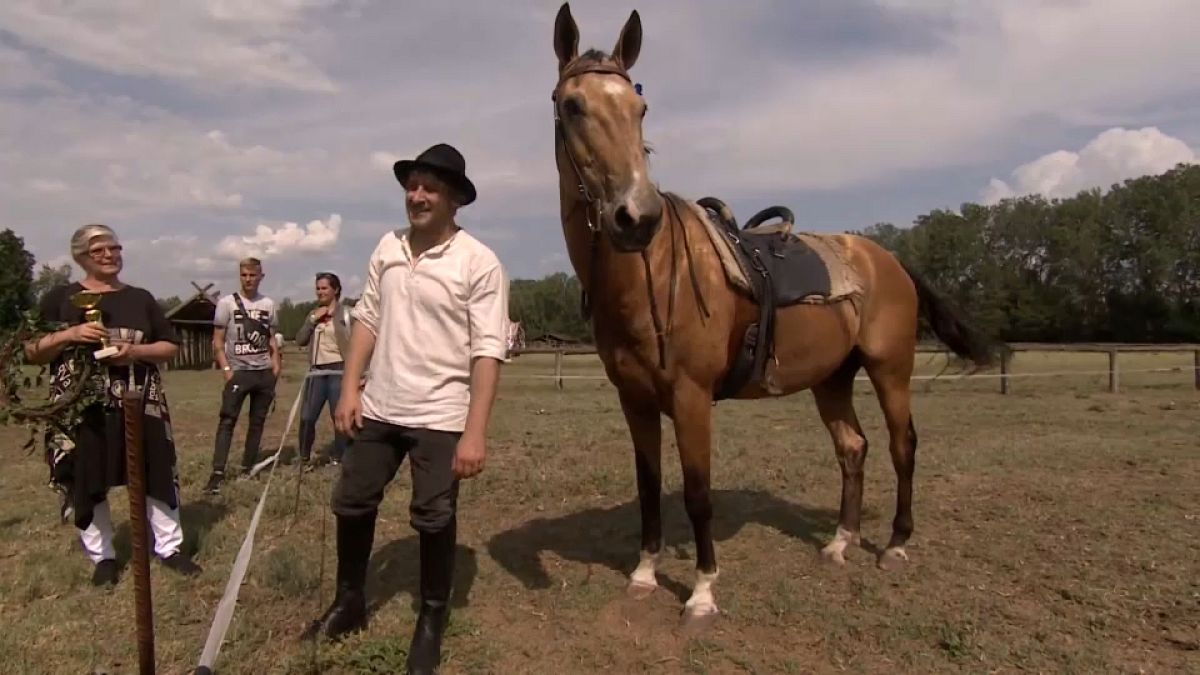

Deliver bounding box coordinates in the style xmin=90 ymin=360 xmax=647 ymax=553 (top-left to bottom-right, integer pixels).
xmin=553 ymin=3 xmax=662 ymax=252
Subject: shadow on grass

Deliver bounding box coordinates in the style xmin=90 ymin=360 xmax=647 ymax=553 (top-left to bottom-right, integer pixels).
xmin=113 ymin=500 xmax=231 ymax=567
xmin=487 ymin=488 xmax=838 ymax=602
xmin=364 ymin=536 xmax=479 ymax=616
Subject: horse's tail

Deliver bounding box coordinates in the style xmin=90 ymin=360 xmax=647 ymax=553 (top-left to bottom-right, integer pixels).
xmin=901 ymin=262 xmax=1007 ymax=368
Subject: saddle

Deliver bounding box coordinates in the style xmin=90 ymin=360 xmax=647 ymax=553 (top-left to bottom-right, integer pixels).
xmin=695 ymin=197 xmax=855 ymax=400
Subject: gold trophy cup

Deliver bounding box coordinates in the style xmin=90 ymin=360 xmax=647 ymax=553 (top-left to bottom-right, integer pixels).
xmin=70 ymin=291 xmax=120 ymax=360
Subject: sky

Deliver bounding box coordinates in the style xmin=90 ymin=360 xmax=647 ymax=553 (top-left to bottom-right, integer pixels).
xmin=2 ymin=0 xmax=1198 ymax=303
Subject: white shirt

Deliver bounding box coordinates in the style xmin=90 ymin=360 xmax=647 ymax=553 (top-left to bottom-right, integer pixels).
xmin=352 ymin=227 xmax=509 ymax=432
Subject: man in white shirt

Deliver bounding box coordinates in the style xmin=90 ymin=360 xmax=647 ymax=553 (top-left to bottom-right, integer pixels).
xmin=303 ymin=143 xmax=508 ymax=675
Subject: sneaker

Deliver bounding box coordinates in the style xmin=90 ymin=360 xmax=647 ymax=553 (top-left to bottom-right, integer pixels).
xmin=160 ymin=552 xmax=202 ymax=576
xmin=203 ymin=471 xmax=224 ymax=495
xmin=92 ymin=559 xmax=118 ymax=587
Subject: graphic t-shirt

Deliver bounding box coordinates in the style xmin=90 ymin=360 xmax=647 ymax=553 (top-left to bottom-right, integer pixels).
xmin=38 ymin=282 xmax=180 ymax=411
xmin=213 ymin=293 xmax=277 ymax=370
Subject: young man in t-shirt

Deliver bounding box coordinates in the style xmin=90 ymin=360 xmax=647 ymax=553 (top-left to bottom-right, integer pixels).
xmin=203 ymin=257 xmax=280 ymax=494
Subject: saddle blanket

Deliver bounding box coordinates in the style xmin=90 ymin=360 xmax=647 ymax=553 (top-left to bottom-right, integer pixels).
xmin=686 ymin=200 xmax=864 ymax=306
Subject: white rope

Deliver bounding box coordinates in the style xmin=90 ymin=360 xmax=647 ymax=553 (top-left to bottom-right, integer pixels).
xmin=194 ymin=369 xmax=335 ymax=674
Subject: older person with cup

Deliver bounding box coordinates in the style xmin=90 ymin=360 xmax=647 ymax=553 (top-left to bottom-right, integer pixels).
xmin=23 ymin=224 xmax=202 ymax=586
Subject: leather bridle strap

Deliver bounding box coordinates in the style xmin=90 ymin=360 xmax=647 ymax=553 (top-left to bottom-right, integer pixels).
xmin=553 ymin=59 xmax=632 ymax=319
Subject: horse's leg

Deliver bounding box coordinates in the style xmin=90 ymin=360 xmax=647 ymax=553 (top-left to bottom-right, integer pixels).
xmin=671 ymin=380 xmax=719 ymax=631
xmin=812 ymin=358 xmax=868 ymax=565
xmin=620 ymin=394 xmax=664 ymax=599
xmin=863 ymin=352 xmax=917 ymax=571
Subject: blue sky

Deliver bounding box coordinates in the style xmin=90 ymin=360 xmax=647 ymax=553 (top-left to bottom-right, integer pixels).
xmin=2 ymin=0 xmax=1198 ymax=302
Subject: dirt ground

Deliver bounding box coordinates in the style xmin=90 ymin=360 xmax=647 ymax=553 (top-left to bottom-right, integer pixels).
xmin=0 ymin=350 xmax=1197 ymax=674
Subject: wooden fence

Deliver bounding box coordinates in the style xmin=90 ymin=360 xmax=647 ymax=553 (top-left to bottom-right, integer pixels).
xmin=512 ymin=343 xmax=1200 ymax=394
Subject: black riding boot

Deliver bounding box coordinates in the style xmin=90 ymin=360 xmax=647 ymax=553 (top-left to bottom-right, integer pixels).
xmin=301 ymin=512 xmax=375 ymax=641
xmin=406 ymin=518 xmax=456 ymax=675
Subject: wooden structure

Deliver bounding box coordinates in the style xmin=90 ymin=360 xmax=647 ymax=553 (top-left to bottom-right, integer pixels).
xmin=164 ymin=282 xmax=220 ymax=370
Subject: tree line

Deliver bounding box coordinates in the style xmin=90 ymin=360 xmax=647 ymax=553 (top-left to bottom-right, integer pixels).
xmin=3 ymin=162 xmax=1196 ymax=344
xmin=856 ymin=162 xmax=1199 ymax=343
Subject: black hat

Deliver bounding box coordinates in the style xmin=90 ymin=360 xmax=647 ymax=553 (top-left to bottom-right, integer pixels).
xmin=393 ymin=143 xmax=477 ymax=206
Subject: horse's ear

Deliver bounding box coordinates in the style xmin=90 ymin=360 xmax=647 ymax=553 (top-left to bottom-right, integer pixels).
xmin=612 ymin=9 xmax=642 ymax=71
xmin=554 ymin=3 xmax=579 ymax=69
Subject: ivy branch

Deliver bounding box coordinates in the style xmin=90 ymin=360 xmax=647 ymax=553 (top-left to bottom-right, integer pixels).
xmin=0 ymin=309 xmax=108 ymax=452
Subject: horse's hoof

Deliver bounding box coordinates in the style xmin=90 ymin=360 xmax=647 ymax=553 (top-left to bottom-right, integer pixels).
xmin=820 ymin=547 xmax=847 ymax=565
xmin=679 ymin=606 xmax=718 ymax=636
xmin=626 ymin=580 xmax=657 ymax=600
xmin=877 ymin=547 xmax=909 ymax=571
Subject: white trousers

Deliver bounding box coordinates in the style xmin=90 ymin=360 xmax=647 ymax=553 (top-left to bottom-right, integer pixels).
xmin=78 ymin=496 xmax=184 ymax=563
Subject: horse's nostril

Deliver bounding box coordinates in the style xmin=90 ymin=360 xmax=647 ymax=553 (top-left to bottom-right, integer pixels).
xmin=614 ymin=205 xmax=635 ymax=230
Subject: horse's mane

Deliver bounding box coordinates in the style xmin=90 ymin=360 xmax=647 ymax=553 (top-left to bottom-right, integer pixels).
xmin=577 ymin=48 xmax=610 ymax=64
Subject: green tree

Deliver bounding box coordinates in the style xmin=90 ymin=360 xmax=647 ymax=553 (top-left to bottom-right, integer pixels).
xmin=31 ymin=262 xmax=73 ymax=303
xmin=158 ymin=295 xmax=183 ymax=312
xmin=0 ymin=230 xmax=36 ymax=329
xmin=857 ymin=162 xmax=1200 ymax=343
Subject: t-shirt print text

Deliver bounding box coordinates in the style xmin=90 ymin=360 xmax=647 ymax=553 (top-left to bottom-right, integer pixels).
xmin=232 ymin=309 xmax=272 ymax=356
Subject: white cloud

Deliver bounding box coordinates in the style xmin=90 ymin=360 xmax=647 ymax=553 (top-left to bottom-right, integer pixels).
xmin=6 ymin=0 xmax=1200 ymax=297
xmin=0 ymin=0 xmax=338 ymax=92
xmin=216 ymin=214 xmax=342 ymax=259
xmin=981 ymin=127 xmax=1197 ymax=203
xmin=370 ymin=151 xmax=400 ymax=173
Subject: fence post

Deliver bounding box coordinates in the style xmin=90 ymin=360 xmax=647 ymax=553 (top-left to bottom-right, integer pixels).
xmin=1108 ymin=349 xmax=1119 ymax=394
xmin=999 ymin=350 xmax=1009 ymax=395
xmin=1194 ymin=349 xmax=1199 ymax=391
xmin=554 ymin=350 xmax=564 ymax=390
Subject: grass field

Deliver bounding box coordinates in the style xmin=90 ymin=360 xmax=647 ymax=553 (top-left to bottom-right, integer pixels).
xmin=0 ymin=349 xmax=1197 ymax=674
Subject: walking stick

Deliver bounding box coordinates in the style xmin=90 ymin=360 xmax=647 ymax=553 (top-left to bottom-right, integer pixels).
xmin=123 ymin=368 xmax=155 ymax=675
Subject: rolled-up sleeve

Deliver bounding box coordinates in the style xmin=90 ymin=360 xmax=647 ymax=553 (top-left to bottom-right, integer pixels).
xmin=351 ymin=239 xmax=384 ymax=336
xmin=468 ymin=254 xmax=510 ymax=362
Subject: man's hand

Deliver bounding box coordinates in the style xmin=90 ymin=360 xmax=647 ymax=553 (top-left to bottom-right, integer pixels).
xmin=222 ymin=368 xmax=233 ymax=383
xmin=334 ymin=388 xmax=364 ymax=438
xmin=311 ymin=306 xmax=331 ymax=322
xmin=70 ymin=323 xmax=107 ymax=344
xmin=452 ymin=433 xmax=486 ymax=479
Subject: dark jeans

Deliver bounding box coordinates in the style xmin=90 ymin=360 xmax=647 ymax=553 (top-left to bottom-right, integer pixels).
xmin=211 ymin=369 xmax=277 ymax=473
xmin=331 ymin=418 xmax=460 ymax=533
xmin=298 ymin=362 xmax=348 ymax=462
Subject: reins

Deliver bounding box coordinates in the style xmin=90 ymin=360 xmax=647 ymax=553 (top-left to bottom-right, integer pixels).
xmin=553 ymin=57 xmax=710 ymax=371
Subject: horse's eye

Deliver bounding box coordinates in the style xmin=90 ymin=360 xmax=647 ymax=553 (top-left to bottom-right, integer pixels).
xmin=563 ymin=96 xmax=585 ymax=117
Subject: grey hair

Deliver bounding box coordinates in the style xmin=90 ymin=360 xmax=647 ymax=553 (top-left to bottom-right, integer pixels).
xmin=70 ymin=223 xmax=119 ymax=260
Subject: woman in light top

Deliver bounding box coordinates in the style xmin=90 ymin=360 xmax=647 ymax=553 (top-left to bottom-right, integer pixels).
xmin=294 ymin=272 xmax=351 ymax=466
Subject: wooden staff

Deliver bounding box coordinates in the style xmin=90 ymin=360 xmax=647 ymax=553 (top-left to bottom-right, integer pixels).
xmin=123 ymin=384 xmax=155 ymax=675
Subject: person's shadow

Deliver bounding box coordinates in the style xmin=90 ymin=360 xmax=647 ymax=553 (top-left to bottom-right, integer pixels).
xmin=113 ymin=500 xmax=231 ymax=567
xmin=364 ymin=536 xmax=479 ymax=615
xmin=487 ymin=488 xmax=839 ymax=602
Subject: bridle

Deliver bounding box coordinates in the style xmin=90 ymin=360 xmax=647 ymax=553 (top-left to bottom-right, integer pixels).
xmin=552 ymin=57 xmax=709 ymax=370
xmin=551 ymin=57 xmax=635 ymax=235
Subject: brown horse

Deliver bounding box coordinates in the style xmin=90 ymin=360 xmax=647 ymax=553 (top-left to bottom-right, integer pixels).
xmin=550 ymin=3 xmax=1001 ymax=631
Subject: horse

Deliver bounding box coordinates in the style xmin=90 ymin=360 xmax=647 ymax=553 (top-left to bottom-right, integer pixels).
xmin=549 ymin=3 xmax=1002 ymax=631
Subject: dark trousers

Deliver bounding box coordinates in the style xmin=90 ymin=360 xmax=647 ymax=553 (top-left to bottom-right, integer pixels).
xmin=298 ymin=362 xmax=348 ymax=462
xmin=331 ymin=418 xmax=460 ymax=533
xmin=211 ymin=369 xmax=277 ymax=473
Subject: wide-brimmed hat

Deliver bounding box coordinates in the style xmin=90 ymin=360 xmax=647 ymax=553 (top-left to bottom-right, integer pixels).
xmin=393 ymin=143 xmax=477 ymax=206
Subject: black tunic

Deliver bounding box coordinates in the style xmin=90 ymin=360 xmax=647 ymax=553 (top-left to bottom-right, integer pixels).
xmin=39 ymin=283 xmax=181 ymax=530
